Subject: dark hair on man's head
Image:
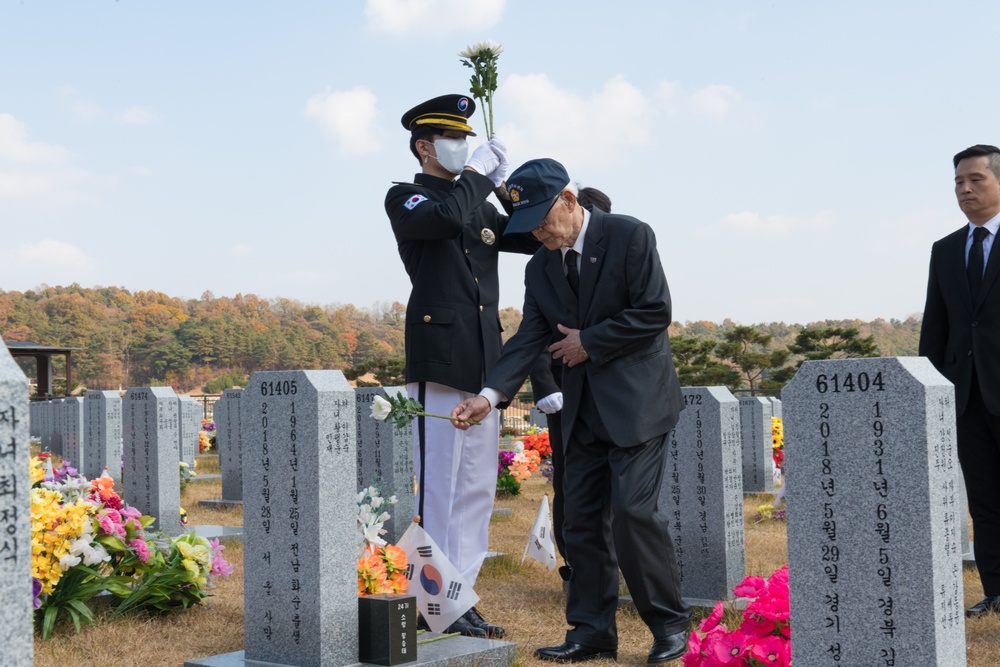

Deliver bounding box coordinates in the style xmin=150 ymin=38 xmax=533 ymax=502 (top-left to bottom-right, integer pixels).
xmin=954 ymin=144 xmax=1000 ymax=179
xmin=409 ymin=128 xmax=439 ymax=162
xmin=577 ymin=187 xmax=612 ymax=213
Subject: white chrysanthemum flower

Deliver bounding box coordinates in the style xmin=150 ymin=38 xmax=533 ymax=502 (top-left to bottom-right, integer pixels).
xmin=371 ymin=395 xmax=392 ymax=421
xmin=459 ymin=40 xmax=504 ymax=58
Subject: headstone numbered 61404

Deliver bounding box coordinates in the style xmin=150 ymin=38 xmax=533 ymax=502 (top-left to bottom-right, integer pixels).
xmin=122 ymin=387 xmax=183 ymax=536
xmin=784 ymin=358 xmax=965 ymax=667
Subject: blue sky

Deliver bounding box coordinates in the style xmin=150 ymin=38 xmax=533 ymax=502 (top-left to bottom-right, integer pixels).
xmin=1 ymin=1 xmax=997 ymax=324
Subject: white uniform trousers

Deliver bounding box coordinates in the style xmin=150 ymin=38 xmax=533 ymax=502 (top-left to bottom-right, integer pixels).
xmin=408 ymin=381 xmax=500 ymax=586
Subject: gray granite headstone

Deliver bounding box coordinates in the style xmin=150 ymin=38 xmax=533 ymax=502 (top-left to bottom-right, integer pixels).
xmin=62 ymin=396 xmax=85 ymax=472
xmin=663 ymin=386 xmax=745 ymax=605
xmin=0 ymin=340 xmax=32 ymax=666
xmin=528 ymin=406 xmax=547 ymax=429
xmin=241 ymin=370 xmax=358 ymax=667
xmin=122 ymin=387 xmax=183 ymax=536
xmin=355 ymin=386 xmax=415 ymax=544
xmin=215 ymin=389 xmax=243 ymax=503
xmin=784 ymin=358 xmax=965 ymax=667
xmin=84 ymin=390 xmax=123 ymax=484
xmin=49 ymin=397 xmax=64 ymax=456
xmin=179 ymin=395 xmax=202 ymax=466
xmin=738 ymin=397 xmax=774 ymax=494
xmin=767 ymin=396 xmax=782 ymax=420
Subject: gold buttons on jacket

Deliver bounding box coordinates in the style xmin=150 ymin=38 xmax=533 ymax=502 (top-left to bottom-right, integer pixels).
xmin=423 ymin=315 xmax=431 ymax=322
xmin=479 ymin=305 xmax=484 ymax=311
xmin=465 ymin=248 xmax=470 ymax=255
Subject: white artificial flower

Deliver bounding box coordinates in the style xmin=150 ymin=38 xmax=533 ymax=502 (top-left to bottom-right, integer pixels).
xmin=514 ymin=441 xmax=524 ymax=453
xmin=60 ymin=553 xmax=82 ymax=570
xmin=371 ymin=395 xmax=392 ymax=421
xmin=387 ymin=495 xmax=398 ymax=505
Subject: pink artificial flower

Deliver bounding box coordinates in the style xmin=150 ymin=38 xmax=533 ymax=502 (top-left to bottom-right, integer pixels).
xmin=766 ymin=566 xmax=789 ymax=598
xmin=738 ymin=612 xmax=777 ymax=639
xmin=209 ymin=538 xmax=235 ymax=577
xmin=699 ymin=626 xmax=731 ymax=666
xmin=750 ymin=635 xmax=790 ymax=666
xmin=130 ymin=539 xmax=151 ymax=563
xmin=708 ymin=630 xmax=747 ymax=665
xmin=121 ymin=506 xmax=143 ymax=531
xmin=748 ymin=593 xmax=790 ymax=622
xmin=779 ymin=622 xmax=791 ymax=639
xmin=700 ymin=602 xmax=725 ymax=633
xmin=99 ymin=510 xmax=126 ymax=538
xmin=732 ymin=575 xmax=766 ymax=599
xmin=682 ymin=630 xmax=704 ymax=667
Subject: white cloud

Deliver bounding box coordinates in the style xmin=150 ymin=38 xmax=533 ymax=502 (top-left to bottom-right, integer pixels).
xmin=499 ymin=74 xmax=652 ymax=166
xmin=304 ymin=86 xmax=381 ymax=155
xmin=232 ymin=243 xmax=252 ymax=257
xmin=720 ymin=210 xmax=836 ymax=234
xmin=116 ymin=106 xmax=158 ymax=125
xmin=655 ymin=81 xmax=745 ymax=119
xmin=128 ymin=165 xmax=153 ymax=177
xmin=0 ymin=114 xmax=72 ymax=165
xmin=366 ymin=0 xmax=504 ymax=34
xmin=2 ymin=240 xmax=99 ymax=281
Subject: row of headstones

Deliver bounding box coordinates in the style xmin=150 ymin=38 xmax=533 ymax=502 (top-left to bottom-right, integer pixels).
xmin=1 ymin=351 xmax=971 ymax=665
xmin=29 ymin=391 xmax=203 ymax=479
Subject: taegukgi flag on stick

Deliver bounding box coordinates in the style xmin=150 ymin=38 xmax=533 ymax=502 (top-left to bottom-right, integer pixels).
xmin=522 ymin=495 xmax=557 ymax=571
xmin=396 ymin=520 xmax=479 ymax=633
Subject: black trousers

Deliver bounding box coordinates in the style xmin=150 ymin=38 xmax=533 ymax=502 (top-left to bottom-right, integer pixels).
xmin=957 ymin=373 xmax=1000 ymax=596
xmin=561 ymin=385 xmax=690 ymax=649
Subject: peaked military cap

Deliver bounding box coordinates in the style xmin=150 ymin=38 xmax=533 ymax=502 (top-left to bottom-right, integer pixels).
xmin=401 ymin=94 xmax=477 ymax=135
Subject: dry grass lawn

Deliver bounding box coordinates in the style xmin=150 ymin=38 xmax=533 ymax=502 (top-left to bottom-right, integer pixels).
xmin=32 ymin=473 xmax=1000 ymax=666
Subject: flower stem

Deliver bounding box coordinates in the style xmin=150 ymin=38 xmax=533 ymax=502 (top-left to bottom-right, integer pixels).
xmin=417 ymin=411 xmax=481 ymax=426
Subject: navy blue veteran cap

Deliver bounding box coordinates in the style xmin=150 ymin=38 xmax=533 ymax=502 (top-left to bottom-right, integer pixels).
xmin=401 ymin=94 xmax=477 ymax=135
xmin=504 ymin=158 xmax=571 ymax=234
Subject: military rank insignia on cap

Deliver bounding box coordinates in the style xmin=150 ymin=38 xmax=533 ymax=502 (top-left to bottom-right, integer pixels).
xmin=401 ymin=94 xmax=477 ymax=135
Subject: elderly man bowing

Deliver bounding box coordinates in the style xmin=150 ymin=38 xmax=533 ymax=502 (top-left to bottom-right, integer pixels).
xmin=452 ymin=159 xmax=691 ymax=664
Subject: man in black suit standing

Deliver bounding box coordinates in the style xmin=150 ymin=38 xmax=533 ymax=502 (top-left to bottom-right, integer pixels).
xmin=452 ymin=159 xmax=691 ymax=663
xmin=920 ymin=143 xmax=1000 ymax=618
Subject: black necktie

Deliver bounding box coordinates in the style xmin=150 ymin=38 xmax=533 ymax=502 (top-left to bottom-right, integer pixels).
xmin=968 ymin=226 xmax=989 ymax=302
xmin=565 ymin=249 xmax=580 ymax=297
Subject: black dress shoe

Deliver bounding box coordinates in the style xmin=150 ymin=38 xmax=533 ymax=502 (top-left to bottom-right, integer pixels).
xmin=463 ymin=607 xmax=505 ymax=638
xmin=535 ymin=641 xmax=617 ymax=663
xmin=648 ymin=631 xmax=689 ymax=664
xmin=442 ymin=613 xmax=488 ymax=637
xmin=966 ymin=595 xmax=1000 ymax=618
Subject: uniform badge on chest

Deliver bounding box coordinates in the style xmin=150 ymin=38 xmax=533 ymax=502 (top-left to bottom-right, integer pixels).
xmin=481 ymin=228 xmax=496 ymax=245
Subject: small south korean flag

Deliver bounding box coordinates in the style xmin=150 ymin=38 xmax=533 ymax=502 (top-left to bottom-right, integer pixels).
xmin=396 ymin=521 xmax=479 ymax=633
xmin=403 ymin=194 xmax=428 ymax=210
xmin=522 ymin=495 xmax=557 ymax=571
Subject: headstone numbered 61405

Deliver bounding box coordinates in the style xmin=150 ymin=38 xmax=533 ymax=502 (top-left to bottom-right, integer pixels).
xmin=0 ymin=339 xmax=32 ymax=666
xmin=784 ymin=358 xmax=965 ymax=667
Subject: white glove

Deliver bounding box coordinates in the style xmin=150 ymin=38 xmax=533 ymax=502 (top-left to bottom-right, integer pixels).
xmin=465 ymin=141 xmax=500 ymax=177
xmin=487 ymin=136 xmax=508 ymax=187
xmin=536 ymin=392 xmax=563 ymax=414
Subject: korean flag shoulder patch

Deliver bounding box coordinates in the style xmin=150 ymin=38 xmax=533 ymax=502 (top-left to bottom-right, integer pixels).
xmin=404 ymin=194 xmax=428 ymax=211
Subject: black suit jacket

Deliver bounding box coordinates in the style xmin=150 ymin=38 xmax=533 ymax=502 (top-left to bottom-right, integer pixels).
xmin=386 ymin=171 xmax=538 ymax=393
xmin=920 ymin=224 xmax=1000 ymax=415
xmin=487 ymin=208 xmax=684 ymax=447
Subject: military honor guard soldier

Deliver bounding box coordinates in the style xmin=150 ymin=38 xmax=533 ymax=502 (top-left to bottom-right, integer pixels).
xmin=385 ymin=94 xmax=538 ymax=637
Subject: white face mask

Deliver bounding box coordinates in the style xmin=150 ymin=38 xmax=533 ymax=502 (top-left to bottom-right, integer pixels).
xmin=430 ymin=138 xmax=468 ymax=174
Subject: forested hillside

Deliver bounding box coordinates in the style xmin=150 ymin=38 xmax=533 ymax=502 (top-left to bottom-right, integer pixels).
xmin=0 ymin=284 xmax=922 ymax=394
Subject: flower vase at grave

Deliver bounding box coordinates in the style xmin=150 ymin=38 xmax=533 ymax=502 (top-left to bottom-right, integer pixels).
xmin=358 ymin=594 xmax=417 ymax=666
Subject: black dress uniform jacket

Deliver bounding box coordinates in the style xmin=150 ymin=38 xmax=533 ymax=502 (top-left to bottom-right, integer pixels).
xmin=386 ymin=170 xmax=539 ymax=394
